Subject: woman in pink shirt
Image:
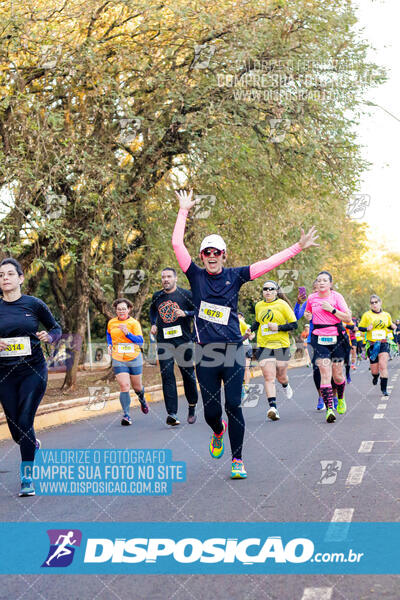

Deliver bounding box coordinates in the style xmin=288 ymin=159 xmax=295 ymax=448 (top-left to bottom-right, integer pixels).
xmin=304 ymin=271 xmax=352 ymax=423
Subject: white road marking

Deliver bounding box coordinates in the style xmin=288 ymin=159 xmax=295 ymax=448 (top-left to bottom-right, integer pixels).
xmin=325 ymin=508 xmax=354 ymax=542
xmin=331 ymin=508 xmax=354 ymax=522
xmin=374 ymin=413 xmax=384 ymax=419
xmin=377 ymin=404 xmax=387 ymax=410
xmin=358 ymin=441 xmax=374 ymax=453
xmin=301 ymin=589 xmax=333 ymax=600
xmin=346 ymin=466 xmax=366 ymax=485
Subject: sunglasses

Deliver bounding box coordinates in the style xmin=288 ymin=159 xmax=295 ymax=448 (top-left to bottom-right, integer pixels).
xmin=202 ymin=248 xmax=223 ymax=257
xmin=370 ymin=301 xmax=379 ymax=304
xmin=263 ymin=287 xmax=277 ymax=292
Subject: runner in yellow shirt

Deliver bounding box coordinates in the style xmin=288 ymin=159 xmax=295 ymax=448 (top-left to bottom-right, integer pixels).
xmin=251 ymin=280 xmax=297 ymax=421
xmin=358 ymin=295 xmax=396 ymax=397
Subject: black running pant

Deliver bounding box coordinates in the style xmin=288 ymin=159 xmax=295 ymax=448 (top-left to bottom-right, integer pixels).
xmin=0 ymin=361 xmax=47 ymax=462
xmin=195 ymin=343 xmax=245 ymax=460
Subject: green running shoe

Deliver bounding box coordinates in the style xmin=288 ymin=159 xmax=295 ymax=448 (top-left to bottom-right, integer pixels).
xmin=326 ymin=408 xmax=336 ymax=423
xmin=231 ymin=459 xmax=247 ymax=479
xmin=336 ymin=396 xmax=347 ymax=414
xmin=209 ymin=420 xmax=227 ymax=459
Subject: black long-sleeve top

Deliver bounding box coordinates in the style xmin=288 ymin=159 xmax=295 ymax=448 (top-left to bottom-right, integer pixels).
xmin=0 ymin=295 xmax=62 ymax=368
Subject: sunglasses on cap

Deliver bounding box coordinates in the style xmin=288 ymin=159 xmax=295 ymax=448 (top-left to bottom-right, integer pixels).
xmin=202 ymin=248 xmax=223 ymax=257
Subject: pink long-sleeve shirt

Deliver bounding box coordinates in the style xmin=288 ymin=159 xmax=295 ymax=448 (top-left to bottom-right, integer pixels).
xmin=171 ymin=208 xmax=304 ymax=343
xmin=172 ymin=208 xmax=302 ymax=279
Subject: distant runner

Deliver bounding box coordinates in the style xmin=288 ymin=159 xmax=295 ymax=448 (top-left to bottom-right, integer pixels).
xmin=251 ymin=280 xmax=297 ymax=422
xmin=107 ymin=298 xmax=148 ymax=425
xmin=359 ymin=295 xmax=396 ymax=397
xmin=304 ymin=271 xmax=352 ymax=423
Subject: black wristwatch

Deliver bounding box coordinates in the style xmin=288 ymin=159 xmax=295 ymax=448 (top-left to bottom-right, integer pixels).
xmin=331 ymin=308 xmax=337 ymax=315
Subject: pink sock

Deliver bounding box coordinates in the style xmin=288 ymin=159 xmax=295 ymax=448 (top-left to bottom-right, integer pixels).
xmin=320 ymin=385 xmax=333 ymax=409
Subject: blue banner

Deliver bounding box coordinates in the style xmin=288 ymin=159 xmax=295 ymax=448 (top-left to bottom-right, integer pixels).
xmin=0 ymin=522 xmax=399 ymax=574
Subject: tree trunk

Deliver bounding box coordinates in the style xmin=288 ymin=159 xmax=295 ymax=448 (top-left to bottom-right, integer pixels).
xmin=112 ymin=245 xmax=126 ymax=297
xmin=61 ymin=246 xmax=91 ymax=391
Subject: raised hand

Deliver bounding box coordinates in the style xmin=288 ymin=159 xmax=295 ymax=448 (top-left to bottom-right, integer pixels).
xmin=298 ymin=226 xmax=319 ymax=250
xmin=175 ymin=189 xmax=196 ymax=211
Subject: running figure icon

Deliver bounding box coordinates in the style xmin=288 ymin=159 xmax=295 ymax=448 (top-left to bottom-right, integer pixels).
xmin=45 ymin=531 xmax=77 ymax=566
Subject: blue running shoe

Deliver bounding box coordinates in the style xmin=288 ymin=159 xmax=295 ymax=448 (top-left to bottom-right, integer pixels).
xmin=121 ymin=414 xmax=132 ymax=426
xmin=19 ymin=479 xmax=35 ymax=497
xmin=317 ymin=396 xmax=324 ymax=410
xmin=333 ymin=396 xmax=338 ymax=410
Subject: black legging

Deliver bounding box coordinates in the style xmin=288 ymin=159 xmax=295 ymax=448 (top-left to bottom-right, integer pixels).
xmin=313 ymin=366 xmax=321 ymax=392
xmin=195 ymin=343 xmax=245 ymax=460
xmin=0 ymin=361 xmax=47 ymax=462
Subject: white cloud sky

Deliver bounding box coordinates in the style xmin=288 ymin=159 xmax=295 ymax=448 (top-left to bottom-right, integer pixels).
xmin=353 ymin=0 xmax=400 ymax=252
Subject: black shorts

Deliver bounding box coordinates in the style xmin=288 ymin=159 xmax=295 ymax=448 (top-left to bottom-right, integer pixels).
xmin=244 ymin=345 xmax=253 ymax=359
xmin=351 ymin=339 xmax=357 ymax=348
xmin=367 ymin=342 xmax=390 ymax=364
xmin=310 ymin=334 xmax=347 ymax=362
xmin=255 ymin=347 xmax=291 ymax=362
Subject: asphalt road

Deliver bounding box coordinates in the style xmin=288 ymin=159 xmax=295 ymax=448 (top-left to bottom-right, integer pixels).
xmin=1 ymin=358 xmax=400 ymax=599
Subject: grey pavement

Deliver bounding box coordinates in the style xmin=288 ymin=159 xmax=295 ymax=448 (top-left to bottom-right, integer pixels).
xmin=1 ymin=359 xmax=400 ymax=599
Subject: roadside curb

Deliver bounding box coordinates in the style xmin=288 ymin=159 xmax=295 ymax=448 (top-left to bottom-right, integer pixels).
xmin=0 ymin=358 xmax=308 ymax=441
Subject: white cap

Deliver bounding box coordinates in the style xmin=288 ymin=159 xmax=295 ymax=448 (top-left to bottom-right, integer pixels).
xmin=200 ymin=234 xmax=226 ymax=253
xmin=263 ymin=280 xmax=278 ymax=290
